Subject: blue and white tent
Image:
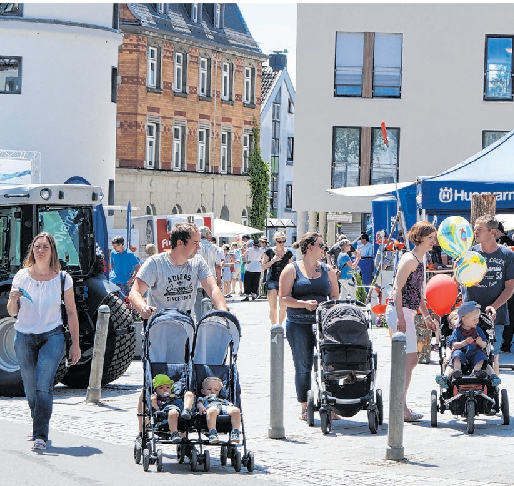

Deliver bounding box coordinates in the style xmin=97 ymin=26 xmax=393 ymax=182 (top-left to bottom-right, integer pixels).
xmin=418 ymin=130 xmax=514 ymax=217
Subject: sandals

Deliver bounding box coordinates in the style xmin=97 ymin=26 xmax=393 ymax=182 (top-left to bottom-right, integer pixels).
xmin=32 ymin=439 xmax=47 ymax=450
xmin=404 ymin=409 xmax=423 ymax=422
xmin=299 ymin=409 xmax=307 ymax=421
xmin=27 ymin=434 xmax=35 ymax=441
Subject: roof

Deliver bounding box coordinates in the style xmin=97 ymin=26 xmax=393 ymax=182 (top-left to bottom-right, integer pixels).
xmin=122 ymin=3 xmax=265 ymax=57
xmin=261 ymin=66 xmax=281 ymax=106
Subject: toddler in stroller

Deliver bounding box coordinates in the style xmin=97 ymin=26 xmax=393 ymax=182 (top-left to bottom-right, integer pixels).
xmin=431 ymin=301 xmax=509 ymax=434
xmin=307 ymin=301 xmax=383 ymax=434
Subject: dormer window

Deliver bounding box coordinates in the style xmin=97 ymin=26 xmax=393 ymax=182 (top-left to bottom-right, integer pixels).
xmin=156 ymin=3 xmax=167 ymax=15
xmin=214 ymin=3 xmax=221 ymax=29
xmin=192 ymin=3 xmax=198 ymax=23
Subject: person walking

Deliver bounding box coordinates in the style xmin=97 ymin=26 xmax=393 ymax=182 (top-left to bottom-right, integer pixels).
xmin=230 ymin=242 xmax=243 ymax=296
xmin=384 ymin=221 xmax=437 ymax=422
xmin=261 ymin=231 xmax=294 ymax=325
xmin=279 ymin=232 xmax=339 ymax=420
xmin=337 ymin=239 xmax=361 ymax=300
xmin=8 ymin=232 xmax=81 ymax=450
xmin=109 ymin=236 xmax=141 ymax=298
xmin=242 ymin=239 xmax=264 ymax=301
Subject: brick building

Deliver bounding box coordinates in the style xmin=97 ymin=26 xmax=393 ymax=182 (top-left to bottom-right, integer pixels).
xmin=115 ymin=3 xmax=267 ymax=226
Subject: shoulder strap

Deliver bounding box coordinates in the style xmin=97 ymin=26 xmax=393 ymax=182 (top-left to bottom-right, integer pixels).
xmin=60 ymin=271 xmax=68 ymax=330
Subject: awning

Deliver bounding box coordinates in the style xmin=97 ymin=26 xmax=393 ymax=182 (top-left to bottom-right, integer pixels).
xmin=326 ymin=181 xmax=414 ymax=198
xmin=213 ymin=219 xmax=262 ymax=237
xmin=266 ymin=218 xmax=296 ymax=228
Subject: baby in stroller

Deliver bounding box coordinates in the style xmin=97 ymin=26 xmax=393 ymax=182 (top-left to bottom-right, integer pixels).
xmin=150 ymin=374 xmax=195 ymax=444
xmin=435 ymin=301 xmax=501 ymax=388
xmin=197 ymin=376 xmax=241 ymax=444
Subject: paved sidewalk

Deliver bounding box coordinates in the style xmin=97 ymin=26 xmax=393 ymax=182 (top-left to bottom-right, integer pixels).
xmin=1 ymin=297 xmax=513 ymax=485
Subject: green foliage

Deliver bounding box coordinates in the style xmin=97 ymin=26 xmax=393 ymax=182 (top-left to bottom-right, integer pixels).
xmin=248 ymin=123 xmax=270 ymax=230
xmin=352 ymin=271 xmax=367 ymax=303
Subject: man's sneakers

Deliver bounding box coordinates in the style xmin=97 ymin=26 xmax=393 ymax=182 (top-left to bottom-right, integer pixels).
xmin=208 ymin=429 xmax=219 ymax=444
xmin=230 ymin=429 xmax=241 ymax=444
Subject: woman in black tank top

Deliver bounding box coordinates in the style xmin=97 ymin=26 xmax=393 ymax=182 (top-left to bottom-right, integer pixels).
xmin=279 ymin=232 xmax=339 ymax=420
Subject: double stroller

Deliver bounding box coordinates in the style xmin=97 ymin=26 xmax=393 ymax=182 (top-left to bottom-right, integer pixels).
xmin=431 ymin=312 xmax=510 ymax=434
xmin=307 ymin=300 xmax=383 ymax=434
xmin=134 ymin=309 xmax=254 ymax=472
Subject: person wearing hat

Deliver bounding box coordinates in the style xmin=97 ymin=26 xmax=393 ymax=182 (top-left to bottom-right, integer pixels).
xmin=259 ymin=235 xmax=269 ymax=250
xmin=242 ymin=239 xmax=264 ymax=301
xmin=136 ymin=374 xmax=195 ymax=444
xmin=356 ymin=233 xmax=373 ymax=258
xmin=435 ymin=302 xmax=500 ymax=388
xmin=462 ymin=214 xmax=514 ymax=376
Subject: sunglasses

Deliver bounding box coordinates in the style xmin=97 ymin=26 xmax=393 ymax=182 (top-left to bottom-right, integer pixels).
xmin=313 ymin=241 xmax=325 ymax=248
xmin=276 ymin=239 xmax=286 ymax=243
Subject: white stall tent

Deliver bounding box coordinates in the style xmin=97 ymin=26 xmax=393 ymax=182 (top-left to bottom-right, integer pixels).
xmin=212 ymin=219 xmax=262 ymax=237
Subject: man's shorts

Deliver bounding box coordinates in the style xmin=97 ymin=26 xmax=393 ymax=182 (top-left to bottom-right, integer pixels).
xmin=492 ymin=324 xmax=505 ymax=356
xmin=385 ymin=305 xmax=418 ymax=354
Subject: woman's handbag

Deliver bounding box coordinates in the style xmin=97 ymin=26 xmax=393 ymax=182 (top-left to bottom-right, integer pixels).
xmin=60 ymin=271 xmax=72 ymax=356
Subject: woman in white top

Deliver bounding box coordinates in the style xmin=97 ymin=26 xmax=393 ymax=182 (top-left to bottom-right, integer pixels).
xmin=7 ymin=232 xmax=80 ymax=450
xmin=242 ymin=239 xmax=264 ymax=300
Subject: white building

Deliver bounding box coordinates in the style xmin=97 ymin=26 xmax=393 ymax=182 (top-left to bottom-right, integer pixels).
xmin=295 ymin=3 xmax=514 ymax=243
xmin=0 ymin=3 xmax=121 ymax=193
xmin=260 ymin=53 xmax=296 ymax=244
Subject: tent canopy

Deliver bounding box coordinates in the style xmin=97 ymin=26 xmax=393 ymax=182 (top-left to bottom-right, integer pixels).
xmin=212 ymin=219 xmax=262 ymax=237
xmin=266 ymin=217 xmax=296 ymax=228
xmin=419 ymin=130 xmax=514 ymax=213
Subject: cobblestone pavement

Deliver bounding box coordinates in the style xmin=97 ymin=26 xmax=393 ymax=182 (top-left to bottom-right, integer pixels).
xmin=1 ymin=297 xmax=514 ymax=485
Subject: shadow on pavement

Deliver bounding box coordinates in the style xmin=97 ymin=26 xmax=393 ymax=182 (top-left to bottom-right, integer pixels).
xmin=38 ymin=444 xmax=103 ymax=457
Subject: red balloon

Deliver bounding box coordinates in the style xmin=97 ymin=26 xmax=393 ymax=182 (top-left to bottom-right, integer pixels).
xmin=425 ymin=274 xmax=458 ymax=315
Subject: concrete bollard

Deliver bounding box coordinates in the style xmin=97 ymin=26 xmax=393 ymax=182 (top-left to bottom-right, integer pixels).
xmin=86 ymin=305 xmax=110 ymax=403
xmin=268 ymin=324 xmax=285 ymax=439
xmin=201 ymin=297 xmax=213 ymax=317
xmin=386 ymin=332 xmax=406 ymax=460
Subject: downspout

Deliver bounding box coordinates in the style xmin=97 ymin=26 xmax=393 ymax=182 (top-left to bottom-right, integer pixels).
xmin=211 ymin=50 xmax=219 ymax=213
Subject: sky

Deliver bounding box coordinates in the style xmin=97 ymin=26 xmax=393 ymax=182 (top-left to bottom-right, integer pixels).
xmin=237 ymin=3 xmax=297 ymax=88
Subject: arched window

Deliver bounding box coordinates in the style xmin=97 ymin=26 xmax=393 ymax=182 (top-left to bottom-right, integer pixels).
xmin=146 ymin=204 xmax=156 ymax=215
xmin=197 ymin=206 xmax=206 ymax=213
xmin=171 ymin=204 xmax=182 ymax=214
xmin=241 ymin=208 xmax=248 ymax=226
xmin=220 ymin=205 xmax=229 ymax=221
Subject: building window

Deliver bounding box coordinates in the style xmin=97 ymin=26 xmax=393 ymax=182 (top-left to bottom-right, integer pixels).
xmin=485 ymin=36 xmax=513 ymax=100
xmin=271 ymin=90 xmax=280 ymax=174
xmin=173 ymin=125 xmax=185 ymax=170
xmin=192 ymin=3 xmax=198 ymax=23
xmin=222 ymin=62 xmax=230 ymax=100
xmin=0 ymin=57 xmax=21 ymax=94
xmin=286 ymin=184 xmax=293 ymax=209
xmin=270 ymin=176 xmax=278 ymax=217
xmin=287 ymin=137 xmax=294 ymax=163
xmin=335 ymin=32 xmax=402 ymax=98
xmin=482 ymin=130 xmax=509 ymax=148
xmin=172 ymin=204 xmax=182 ymax=214
xmin=370 ymin=127 xmax=400 ymax=185
xmin=331 ymin=127 xmax=361 ymax=188
xmin=199 ymin=57 xmax=211 ymax=97
xmin=241 ymin=208 xmax=248 ymax=226
xmin=214 ymin=3 xmax=221 ymax=28
xmin=243 ymin=66 xmax=255 ymax=104
xmin=197 ymin=129 xmax=209 ymax=172
xmin=111 ymin=67 xmax=118 ymax=103
xmin=174 ymin=52 xmax=184 ymax=92
xmin=373 ymin=33 xmax=402 ymax=97
xmin=242 ymin=133 xmax=252 ymax=173
xmin=220 ymin=131 xmax=231 ymax=174
xmin=147 ymin=46 xmax=160 ymax=89
xmin=0 ymin=3 xmax=21 ymax=16
xmin=155 ymin=3 xmax=167 ymax=14
xmin=146 ymin=123 xmax=158 ymax=169
xmin=288 ymin=98 xmax=294 ymax=113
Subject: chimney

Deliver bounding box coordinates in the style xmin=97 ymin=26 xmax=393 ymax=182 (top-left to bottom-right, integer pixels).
xmin=269 ymin=51 xmax=287 ymax=71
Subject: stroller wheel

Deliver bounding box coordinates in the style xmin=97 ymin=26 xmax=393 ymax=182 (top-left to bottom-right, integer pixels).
xmin=190 ymin=448 xmax=198 ymax=472
xmin=431 ymin=390 xmax=438 ymax=427
xmin=368 ymin=409 xmax=378 ymax=434
xmin=203 ymin=449 xmax=210 ymax=472
xmin=142 ymin=448 xmax=150 ymax=472
xmin=220 ymin=445 xmax=228 ymax=466
xmin=466 ymin=400 xmax=475 ymax=435
xmin=156 ymin=449 xmax=163 ymax=472
xmin=376 ymin=389 xmax=384 ymax=425
xmin=501 ymin=389 xmax=510 ymax=425
xmin=233 ymin=450 xmax=242 ymax=472
xmin=320 ymin=409 xmax=331 ymax=434
xmin=307 ymin=390 xmax=315 ymax=426
xmin=245 ymin=451 xmax=255 ymax=473
xmin=134 ymin=438 xmax=142 ymax=464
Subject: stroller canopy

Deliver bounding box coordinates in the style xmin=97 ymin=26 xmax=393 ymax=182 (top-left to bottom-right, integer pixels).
xmin=145 ymin=309 xmax=195 ymax=363
xmin=319 ymin=304 xmax=371 ymax=347
xmin=193 ymin=311 xmax=241 ymax=364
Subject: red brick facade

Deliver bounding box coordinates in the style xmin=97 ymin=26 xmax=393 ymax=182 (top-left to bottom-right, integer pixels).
xmin=116 ymin=32 xmax=263 ymax=176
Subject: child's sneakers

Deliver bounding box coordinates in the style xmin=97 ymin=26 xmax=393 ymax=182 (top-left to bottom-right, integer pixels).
xmin=452 ymin=369 xmax=463 ymax=380
xmin=435 ymin=374 xmax=449 ymax=389
xmin=230 ymin=429 xmax=241 ymax=444
xmin=473 ymin=369 xmax=487 ymax=379
xmin=490 ymin=374 xmax=502 ymax=387
xmin=208 ymin=429 xmax=219 ymax=444
xmin=170 ymin=431 xmax=181 ymax=444
xmin=181 ymin=408 xmax=192 ymax=420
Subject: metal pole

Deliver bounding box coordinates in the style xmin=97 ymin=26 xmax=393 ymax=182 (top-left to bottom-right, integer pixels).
xmin=268 ymin=324 xmax=285 ymax=439
xmin=86 ymin=305 xmax=111 ymax=403
xmin=386 ymin=332 xmax=406 ymax=461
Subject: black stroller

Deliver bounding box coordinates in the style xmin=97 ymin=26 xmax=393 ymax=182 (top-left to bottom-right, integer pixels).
xmin=190 ymin=310 xmax=255 ymax=472
xmin=307 ymin=301 xmax=383 ymax=434
xmin=134 ymin=309 xmax=206 ymax=472
xmin=431 ymin=312 xmax=510 ymax=434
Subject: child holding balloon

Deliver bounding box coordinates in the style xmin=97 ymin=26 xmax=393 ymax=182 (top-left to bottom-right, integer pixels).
xmin=435 ymin=302 xmax=500 ymax=388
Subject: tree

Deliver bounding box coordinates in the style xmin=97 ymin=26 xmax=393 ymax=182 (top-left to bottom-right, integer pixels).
xmin=248 ymin=122 xmax=270 ymax=230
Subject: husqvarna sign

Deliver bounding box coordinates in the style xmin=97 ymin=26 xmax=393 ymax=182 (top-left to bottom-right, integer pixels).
xmin=421 ymin=181 xmax=514 ymax=211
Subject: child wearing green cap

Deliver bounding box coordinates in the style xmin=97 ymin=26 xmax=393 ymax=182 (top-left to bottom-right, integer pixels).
xmin=148 ymin=374 xmax=194 ymax=444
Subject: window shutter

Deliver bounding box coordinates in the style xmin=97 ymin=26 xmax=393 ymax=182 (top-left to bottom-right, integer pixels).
xmin=207 ymin=58 xmax=212 ymax=97
xmin=230 ymin=62 xmax=235 ymax=101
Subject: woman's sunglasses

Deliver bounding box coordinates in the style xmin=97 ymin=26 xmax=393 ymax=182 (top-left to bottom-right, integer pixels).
xmin=276 ymin=239 xmax=286 ymax=243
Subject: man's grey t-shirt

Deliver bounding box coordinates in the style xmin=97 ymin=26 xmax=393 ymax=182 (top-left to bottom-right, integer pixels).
xmin=137 ymin=252 xmax=211 ymax=312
